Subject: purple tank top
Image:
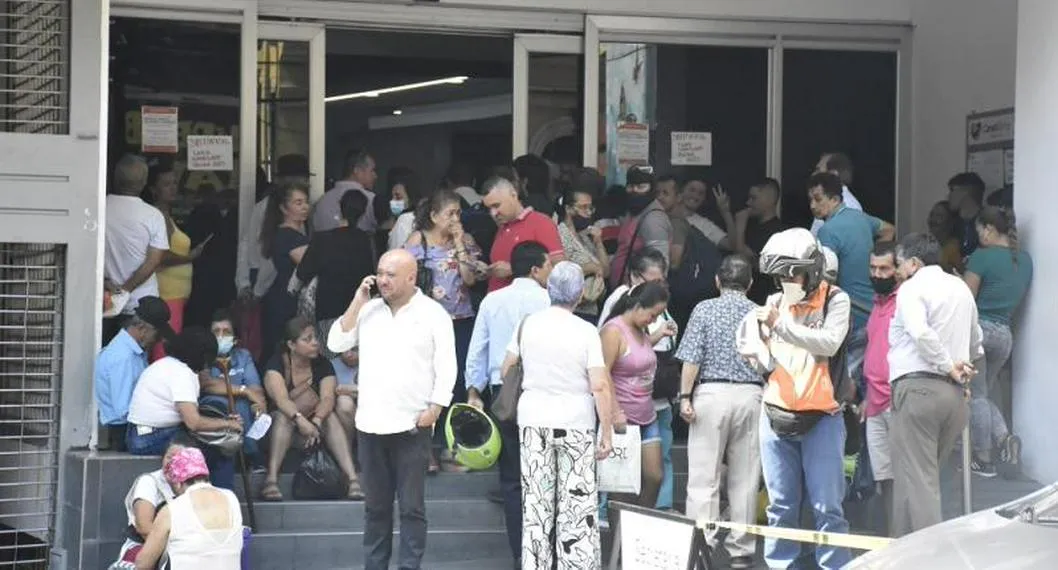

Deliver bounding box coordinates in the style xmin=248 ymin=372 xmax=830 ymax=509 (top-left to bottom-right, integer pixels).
xmin=605 ymin=318 xmax=658 ymax=426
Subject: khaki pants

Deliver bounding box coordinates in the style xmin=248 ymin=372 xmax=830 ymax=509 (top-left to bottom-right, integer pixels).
xmin=685 ymin=382 xmax=762 ymax=558
xmin=890 ymin=375 xmax=968 ymax=537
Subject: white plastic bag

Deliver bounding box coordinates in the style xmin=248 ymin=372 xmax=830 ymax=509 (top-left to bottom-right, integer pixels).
xmin=597 ymin=425 xmax=642 ymax=495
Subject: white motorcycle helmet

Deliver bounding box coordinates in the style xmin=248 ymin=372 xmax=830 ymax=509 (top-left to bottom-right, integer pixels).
xmin=820 ymin=246 xmax=839 ymax=283
xmin=759 ymin=228 xmax=826 ymax=295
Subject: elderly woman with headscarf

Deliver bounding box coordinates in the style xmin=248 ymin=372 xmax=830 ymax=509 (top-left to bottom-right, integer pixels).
xmin=502 ymin=261 xmax=615 ymax=569
xmin=134 ymin=447 xmax=244 ymax=570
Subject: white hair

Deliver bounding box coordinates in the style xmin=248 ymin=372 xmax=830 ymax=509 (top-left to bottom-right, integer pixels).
xmin=113 ymin=154 xmax=149 ymax=195
xmin=546 ymin=261 xmax=584 ymax=307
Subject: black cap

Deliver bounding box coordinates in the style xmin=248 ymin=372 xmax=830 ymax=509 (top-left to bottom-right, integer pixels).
xmin=134 ymin=296 xmax=175 ymax=340
xmin=626 ymin=165 xmax=654 ymax=187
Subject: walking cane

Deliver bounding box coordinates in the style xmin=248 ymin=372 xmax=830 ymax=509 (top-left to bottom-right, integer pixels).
xmin=219 ymin=357 xmax=258 ymax=530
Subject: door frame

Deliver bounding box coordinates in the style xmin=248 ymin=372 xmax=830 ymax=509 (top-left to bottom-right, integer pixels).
xmin=512 ymin=34 xmax=584 ymax=160
xmin=582 ymin=15 xmax=911 ymax=229
xmin=111 ymin=0 xmax=259 ymax=260
xmin=258 ymin=22 xmax=327 ymax=201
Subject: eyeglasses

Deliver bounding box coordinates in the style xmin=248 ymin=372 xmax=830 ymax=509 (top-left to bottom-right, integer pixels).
xmin=571 ymin=204 xmax=595 ymax=215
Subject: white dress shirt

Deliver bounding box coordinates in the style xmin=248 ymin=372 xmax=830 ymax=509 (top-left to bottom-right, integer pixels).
xmin=888 ymin=265 xmax=983 ymax=381
xmin=327 ymin=290 xmax=457 ymax=435
xmin=104 ymin=194 xmax=170 ymax=311
xmin=811 ymin=185 xmax=863 ymax=235
xmin=235 ymin=197 xmax=276 ymax=297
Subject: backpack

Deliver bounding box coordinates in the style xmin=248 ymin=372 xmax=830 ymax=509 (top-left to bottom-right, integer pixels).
xmin=823 ymin=285 xmax=854 ymax=406
xmin=668 ymin=226 xmax=724 ymax=310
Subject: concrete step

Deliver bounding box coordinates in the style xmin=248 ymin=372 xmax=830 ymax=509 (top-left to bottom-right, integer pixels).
xmin=244 ymin=498 xmax=504 ymax=532
xmin=247 ymin=528 xmax=510 ymax=570
xmin=236 ymin=470 xmax=498 ymax=500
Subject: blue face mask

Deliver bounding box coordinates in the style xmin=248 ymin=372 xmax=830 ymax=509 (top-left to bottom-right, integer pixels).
xmin=216 ymin=335 xmax=235 ymax=356
xmin=389 ymin=199 xmax=406 ymax=216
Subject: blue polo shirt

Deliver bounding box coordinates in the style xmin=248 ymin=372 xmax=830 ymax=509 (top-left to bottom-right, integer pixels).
xmin=94 ymin=329 xmax=148 ymax=426
xmin=817 ymin=205 xmax=882 ymax=329
xmin=209 ymin=348 xmax=261 ymax=388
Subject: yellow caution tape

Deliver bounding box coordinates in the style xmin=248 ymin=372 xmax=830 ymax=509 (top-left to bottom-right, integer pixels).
xmin=697 ymin=519 xmax=894 ymax=551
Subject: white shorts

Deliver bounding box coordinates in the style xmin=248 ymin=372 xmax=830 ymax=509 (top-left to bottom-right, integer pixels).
xmin=866 ymin=409 xmax=892 ymax=481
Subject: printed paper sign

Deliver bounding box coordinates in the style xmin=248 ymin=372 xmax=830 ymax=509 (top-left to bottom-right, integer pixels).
xmin=616 ymin=122 xmax=650 ymax=168
xmin=968 ymin=149 xmax=1004 ymax=191
xmin=619 ymin=509 xmax=696 ymax=570
xmin=967 ymin=110 xmax=1014 ymax=147
xmin=187 ymin=135 xmax=234 ymax=171
xmin=671 ymin=131 xmax=712 ymax=166
xmin=141 ymin=106 xmax=179 ymax=153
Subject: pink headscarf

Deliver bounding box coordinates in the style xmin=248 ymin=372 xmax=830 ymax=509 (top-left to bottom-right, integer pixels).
xmin=164 ymin=447 xmax=210 ymax=485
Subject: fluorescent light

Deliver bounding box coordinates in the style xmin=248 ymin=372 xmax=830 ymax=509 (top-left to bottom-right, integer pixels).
xmin=325 ymin=76 xmax=469 ymax=103
xmin=392 ymin=109 xmax=403 ymax=115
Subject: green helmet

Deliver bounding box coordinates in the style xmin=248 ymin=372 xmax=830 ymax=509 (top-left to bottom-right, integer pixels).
xmin=444 ymin=403 xmax=502 ymax=470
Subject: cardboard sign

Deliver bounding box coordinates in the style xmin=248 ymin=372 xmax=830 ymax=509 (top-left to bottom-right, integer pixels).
xmin=141 ymin=106 xmax=179 ymax=153
xmin=619 ymin=508 xmax=699 ymax=570
xmin=671 ymin=132 xmax=712 ymax=166
xmin=187 ymin=135 xmax=234 ymax=171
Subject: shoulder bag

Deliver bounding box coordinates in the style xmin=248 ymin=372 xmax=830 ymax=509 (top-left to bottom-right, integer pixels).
xmin=491 ymin=317 xmax=528 ymax=423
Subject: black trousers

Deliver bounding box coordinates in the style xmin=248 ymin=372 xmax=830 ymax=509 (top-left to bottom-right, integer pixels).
xmin=486 ymin=385 xmax=523 ymax=563
xmin=358 ymin=428 xmax=431 ymax=570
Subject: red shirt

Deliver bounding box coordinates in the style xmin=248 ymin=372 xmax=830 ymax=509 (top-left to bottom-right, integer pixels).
xmin=863 ymin=289 xmax=899 ymax=417
xmin=488 ymin=208 xmax=563 ymax=292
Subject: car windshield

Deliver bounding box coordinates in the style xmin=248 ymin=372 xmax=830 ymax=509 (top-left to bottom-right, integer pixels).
xmin=996 ymin=482 xmax=1058 ymax=525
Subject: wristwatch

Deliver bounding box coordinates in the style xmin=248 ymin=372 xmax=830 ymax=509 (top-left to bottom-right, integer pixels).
xmin=292 ymin=411 xmax=304 ymax=422
xmin=678 ymin=393 xmax=693 ymax=401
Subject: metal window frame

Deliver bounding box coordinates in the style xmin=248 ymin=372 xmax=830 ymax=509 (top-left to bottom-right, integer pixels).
xmin=109 ymin=0 xmax=258 ymax=291
xmin=582 ymin=15 xmax=912 ymax=230
xmin=258 ymin=22 xmax=326 ymax=201
xmin=513 ymin=34 xmax=583 ymax=160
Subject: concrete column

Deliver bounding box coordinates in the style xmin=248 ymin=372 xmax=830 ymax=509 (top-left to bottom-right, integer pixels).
xmin=1012 ymin=0 xmax=1058 ymax=483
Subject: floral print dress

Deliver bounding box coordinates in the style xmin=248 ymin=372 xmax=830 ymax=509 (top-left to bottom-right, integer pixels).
xmin=406 ymin=234 xmax=481 ymax=320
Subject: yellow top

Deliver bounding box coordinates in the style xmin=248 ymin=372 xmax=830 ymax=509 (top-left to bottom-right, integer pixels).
xmin=157 ymin=225 xmax=193 ymax=300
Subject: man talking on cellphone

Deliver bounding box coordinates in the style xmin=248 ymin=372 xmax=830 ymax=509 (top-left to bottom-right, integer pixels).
xmin=887 ymin=232 xmax=982 ymax=536
xmin=328 ymin=249 xmax=457 ymax=570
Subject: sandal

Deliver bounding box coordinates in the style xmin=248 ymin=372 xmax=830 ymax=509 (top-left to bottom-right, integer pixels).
xmin=261 ymin=481 xmax=283 ymax=502
xmin=347 ymin=478 xmax=365 ymax=501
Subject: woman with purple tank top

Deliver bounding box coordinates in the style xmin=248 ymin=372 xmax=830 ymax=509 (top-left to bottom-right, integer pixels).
xmin=600 ymin=281 xmax=674 ymax=508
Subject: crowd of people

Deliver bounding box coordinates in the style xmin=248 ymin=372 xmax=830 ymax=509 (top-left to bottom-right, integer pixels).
xmin=95 ymin=146 xmax=1031 ymax=569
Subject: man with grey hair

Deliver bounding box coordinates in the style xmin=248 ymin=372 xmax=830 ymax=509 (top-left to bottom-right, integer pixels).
xmin=313 ymin=148 xmax=378 ymax=233
xmin=104 ymin=154 xmax=169 ymax=340
xmin=482 ymin=176 xmax=564 ymax=292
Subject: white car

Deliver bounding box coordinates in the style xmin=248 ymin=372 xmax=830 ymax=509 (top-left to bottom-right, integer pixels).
xmin=848 ymin=482 xmax=1058 ymax=568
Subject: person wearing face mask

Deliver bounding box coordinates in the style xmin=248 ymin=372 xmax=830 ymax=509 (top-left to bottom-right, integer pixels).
xmin=861 ymin=241 xmax=901 ymax=535
xmin=736 ymin=228 xmax=854 ymax=570
xmin=383 ymin=166 xmax=422 ymax=252
xmin=608 ymin=166 xmax=672 ymax=288
xmin=557 ymin=185 xmax=609 ymax=321
xmin=199 ymin=309 xmax=267 ymax=467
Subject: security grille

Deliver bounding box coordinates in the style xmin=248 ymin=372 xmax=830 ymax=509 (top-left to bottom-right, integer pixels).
xmin=1 ymin=0 xmax=69 ymax=134
xmin=0 ymin=243 xmax=65 ymax=569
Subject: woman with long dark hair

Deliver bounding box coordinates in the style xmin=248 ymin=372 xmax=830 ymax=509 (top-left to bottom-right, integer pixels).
xmin=963 ymin=206 xmax=1033 ymax=476
xmin=384 ymin=166 xmax=422 ymax=251
xmin=259 ymin=181 xmax=311 ymax=363
xmin=404 ymin=188 xmax=485 ymax=472
xmin=600 ymin=281 xmax=672 ymax=508
xmin=260 ymin=315 xmax=360 ymax=501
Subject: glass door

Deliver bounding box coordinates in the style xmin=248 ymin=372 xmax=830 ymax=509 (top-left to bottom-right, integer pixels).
xmin=257 ymin=22 xmax=326 ymax=200
xmin=512 ymin=34 xmax=584 ymax=169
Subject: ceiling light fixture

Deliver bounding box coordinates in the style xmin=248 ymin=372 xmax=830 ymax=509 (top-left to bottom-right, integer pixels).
xmin=325 ymin=76 xmax=469 ymax=103
xmin=392 ymin=110 xmax=403 ymax=115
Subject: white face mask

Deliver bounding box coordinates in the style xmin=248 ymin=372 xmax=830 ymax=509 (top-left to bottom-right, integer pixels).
xmin=389 ymin=200 xmax=406 ymax=216
xmin=216 ymin=335 xmax=235 ymax=356
xmin=780 ymin=281 xmax=806 ymax=306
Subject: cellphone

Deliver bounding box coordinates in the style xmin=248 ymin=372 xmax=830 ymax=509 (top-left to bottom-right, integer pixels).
xmin=368 ymin=281 xmax=380 ymax=298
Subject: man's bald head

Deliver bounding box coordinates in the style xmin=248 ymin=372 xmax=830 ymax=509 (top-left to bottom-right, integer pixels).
xmin=377 ymin=249 xmax=418 ymax=304
xmin=482 ymin=176 xmax=522 ymax=225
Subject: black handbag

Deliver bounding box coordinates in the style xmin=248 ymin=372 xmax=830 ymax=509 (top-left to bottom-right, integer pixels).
xmin=652 ymin=350 xmax=682 ymax=400
xmin=292 ymin=443 xmax=345 ymax=500
xmin=415 ymin=231 xmax=435 ymax=294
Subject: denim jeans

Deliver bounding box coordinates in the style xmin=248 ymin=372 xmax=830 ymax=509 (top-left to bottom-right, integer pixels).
xmin=970 ymin=319 xmax=1013 ymax=455
xmin=655 ymin=405 xmax=674 ymax=510
xmin=759 ymin=410 xmax=850 ymax=570
xmin=126 ymin=422 xmax=236 ymax=490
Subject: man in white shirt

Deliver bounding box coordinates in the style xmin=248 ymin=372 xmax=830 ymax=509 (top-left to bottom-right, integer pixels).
xmin=888 ymin=232 xmax=982 ymax=537
xmin=105 ymin=154 xmax=169 ymax=315
xmin=327 ymin=249 xmax=456 ymax=570
xmin=313 ymin=149 xmax=378 ymax=233
xmin=811 ymin=152 xmax=864 ymax=235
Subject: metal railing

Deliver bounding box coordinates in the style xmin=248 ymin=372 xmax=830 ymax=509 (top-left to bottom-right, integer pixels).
xmin=0 ymin=0 xmax=69 ymax=134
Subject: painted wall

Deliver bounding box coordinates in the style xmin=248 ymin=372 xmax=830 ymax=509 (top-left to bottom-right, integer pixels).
xmin=908 ymin=0 xmax=1017 ymax=232
xmin=1012 ymin=0 xmax=1058 ymax=484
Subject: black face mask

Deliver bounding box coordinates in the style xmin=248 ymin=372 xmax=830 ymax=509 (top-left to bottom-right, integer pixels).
xmin=870 ymin=276 xmax=897 ymax=295
xmin=572 ymin=214 xmax=593 ymax=232
xmin=627 ymin=193 xmax=655 ymax=215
